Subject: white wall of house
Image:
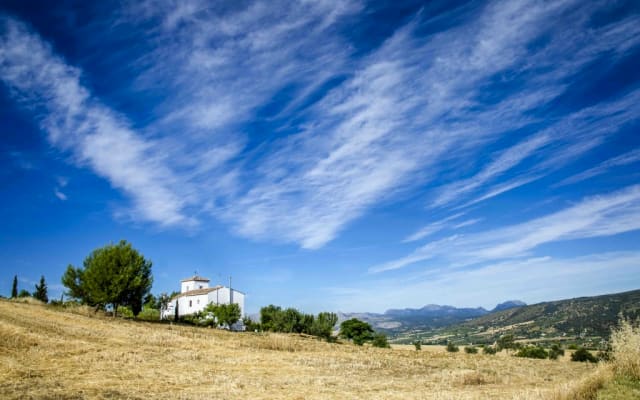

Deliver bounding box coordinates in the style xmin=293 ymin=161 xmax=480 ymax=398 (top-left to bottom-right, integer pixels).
xmin=181 ymin=279 xmax=209 ymax=293
xmin=206 ymin=287 xmax=245 ymax=316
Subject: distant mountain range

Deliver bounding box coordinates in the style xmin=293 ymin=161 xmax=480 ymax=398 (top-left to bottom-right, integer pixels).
xmin=339 ymin=299 xmax=527 ymax=332
xmin=345 ymin=289 xmax=640 ymax=344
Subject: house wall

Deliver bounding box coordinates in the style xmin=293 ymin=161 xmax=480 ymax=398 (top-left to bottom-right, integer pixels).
xmin=207 ymin=288 xmax=245 ymax=317
xmin=180 ymin=280 xmax=209 ymax=293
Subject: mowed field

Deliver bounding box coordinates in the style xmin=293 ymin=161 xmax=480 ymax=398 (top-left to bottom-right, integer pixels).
xmin=0 ymin=300 xmax=597 ymax=400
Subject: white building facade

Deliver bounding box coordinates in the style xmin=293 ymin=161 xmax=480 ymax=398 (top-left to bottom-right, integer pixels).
xmin=161 ymin=276 xmax=245 ymax=320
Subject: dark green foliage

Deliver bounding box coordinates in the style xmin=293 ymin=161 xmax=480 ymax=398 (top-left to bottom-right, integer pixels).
xmin=571 ymin=347 xmax=597 ymax=363
xmin=340 ymin=318 xmax=375 ymax=345
xmin=497 ymin=334 xmax=516 ymax=351
xmin=372 ymin=333 xmax=390 ymax=348
xmin=515 ymin=345 xmax=548 ymax=359
xmin=464 ymin=346 xmax=478 ymax=354
xmin=567 ymin=343 xmax=578 ymax=350
xmin=61 ymin=240 xmax=153 ymax=317
xmin=34 ymin=275 xmax=48 ymax=303
xmin=11 ymin=275 xmax=18 ymax=298
xmin=311 ymin=312 xmax=338 ymax=339
xmin=18 ymin=289 xmax=31 ymax=298
xmin=548 ymin=344 xmax=565 ymax=360
xmin=413 ymin=340 xmax=422 ymax=351
xmin=446 ymin=343 xmax=459 ymax=352
xmin=483 ymin=345 xmax=497 ymax=355
xmin=243 ymin=316 xmax=260 ymax=331
xmin=259 ymin=305 xmax=336 ymax=339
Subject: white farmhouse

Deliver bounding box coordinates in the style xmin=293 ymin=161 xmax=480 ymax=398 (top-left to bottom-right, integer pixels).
xmin=161 ymin=275 xmax=245 ymax=320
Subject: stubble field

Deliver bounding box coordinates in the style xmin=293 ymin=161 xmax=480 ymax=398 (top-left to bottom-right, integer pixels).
xmin=0 ymin=300 xmax=597 ymax=399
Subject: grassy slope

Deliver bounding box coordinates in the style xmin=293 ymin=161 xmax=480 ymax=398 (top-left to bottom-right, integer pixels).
xmin=0 ymin=300 xmax=597 ymax=400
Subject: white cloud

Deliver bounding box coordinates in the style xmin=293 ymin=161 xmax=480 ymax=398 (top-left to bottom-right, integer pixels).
xmin=54 ymin=189 xmax=67 ymax=201
xmin=330 ymin=252 xmax=640 ymax=312
xmin=0 ymin=17 xmax=191 ymax=226
xmin=556 ymin=149 xmax=640 ymax=187
xmin=1 ymin=1 xmax=640 ymax=249
xmin=371 ymin=184 xmax=640 ymax=273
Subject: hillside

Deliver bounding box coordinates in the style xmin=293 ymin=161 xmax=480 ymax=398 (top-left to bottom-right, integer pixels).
xmin=392 ymin=289 xmax=640 ymax=345
xmin=0 ymin=299 xmax=595 ymax=399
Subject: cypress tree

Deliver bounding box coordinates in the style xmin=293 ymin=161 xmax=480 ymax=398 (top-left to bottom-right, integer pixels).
xmin=34 ymin=275 xmax=48 ymax=303
xmin=11 ymin=275 xmax=18 ymax=298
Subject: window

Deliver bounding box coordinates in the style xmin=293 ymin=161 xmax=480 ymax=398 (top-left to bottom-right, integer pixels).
xmin=189 ymin=300 xmax=192 ymax=307
xmin=197 ymin=299 xmax=200 ymax=304
xmin=199 ymin=285 xmax=203 ymax=289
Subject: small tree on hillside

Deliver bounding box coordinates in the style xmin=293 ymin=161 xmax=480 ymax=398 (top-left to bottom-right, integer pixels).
xmin=372 ymin=333 xmax=390 ymax=348
xmin=61 ymin=240 xmax=153 ymax=317
xmin=497 ymin=334 xmax=517 ymax=351
xmin=311 ymin=312 xmax=338 ymax=340
xmin=11 ymin=275 xmax=18 ymax=298
xmin=339 ymin=318 xmax=375 ymax=345
xmin=18 ymin=289 xmax=31 ymax=298
xmin=207 ymin=303 xmax=242 ymax=328
xmin=34 ymin=275 xmax=48 ymax=303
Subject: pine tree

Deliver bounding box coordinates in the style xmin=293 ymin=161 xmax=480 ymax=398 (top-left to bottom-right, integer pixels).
xmin=11 ymin=275 xmax=18 ymax=298
xmin=34 ymin=275 xmax=48 ymax=303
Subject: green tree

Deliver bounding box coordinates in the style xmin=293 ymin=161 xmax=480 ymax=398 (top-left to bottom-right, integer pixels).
xmin=206 ymin=303 xmax=242 ymax=328
xmin=413 ymin=340 xmax=422 ymax=351
xmin=11 ymin=275 xmax=18 ymax=298
xmin=446 ymin=342 xmax=459 ymax=352
xmin=372 ymin=333 xmax=390 ymax=348
xmin=18 ymin=289 xmax=31 ymax=298
xmin=260 ymin=304 xmax=283 ymax=332
xmin=311 ymin=312 xmax=338 ymax=339
xmin=497 ymin=334 xmax=516 ymax=351
xmin=571 ymin=347 xmax=597 ymax=363
xmin=339 ymin=318 xmax=374 ymax=345
xmin=61 ymin=240 xmax=153 ymax=317
xmin=34 ymin=275 xmax=48 ymax=303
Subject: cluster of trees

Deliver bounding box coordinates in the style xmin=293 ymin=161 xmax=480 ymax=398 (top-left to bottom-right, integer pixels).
xmin=259 ymin=305 xmax=338 ymax=340
xmin=183 ymin=303 xmax=242 ymax=328
xmin=10 ymin=275 xmax=49 ymax=303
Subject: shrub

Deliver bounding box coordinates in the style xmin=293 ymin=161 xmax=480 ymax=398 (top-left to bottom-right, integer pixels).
xmin=372 ymin=333 xmax=390 ymax=348
xmin=483 ymin=345 xmax=497 ymax=355
xmin=496 ymin=334 xmax=516 ymax=351
xmin=339 ymin=318 xmax=374 ymax=346
xmin=464 ymin=346 xmax=478 ymax=354
xmin=515 ymin=345 xmax=548 ymax=359
xmin=610 ymin=318 xmax=640 ymax=379
xmin=567 ymin=343 xmax=578 ymax=350
xmin=413 ymin=340 xmax=421 ymax=351
xmin=446 ymin=343 xmax=459 ymax=352
xmin=571 ymin=347 xmax=597 ymax=363
xmin=548 ymin=344 xmax=565 ymax=360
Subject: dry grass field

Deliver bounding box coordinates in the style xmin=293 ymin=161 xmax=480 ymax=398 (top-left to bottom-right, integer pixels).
xmin=0 ymin=299 xmax=600 ymax=399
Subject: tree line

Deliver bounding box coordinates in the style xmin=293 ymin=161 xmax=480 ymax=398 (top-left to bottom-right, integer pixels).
xmin=9 ymin=274 xmax=49 ymax=303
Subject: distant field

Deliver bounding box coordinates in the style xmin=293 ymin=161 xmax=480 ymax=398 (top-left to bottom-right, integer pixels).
xmin=0 ymin=300 xmax=598 ymax=399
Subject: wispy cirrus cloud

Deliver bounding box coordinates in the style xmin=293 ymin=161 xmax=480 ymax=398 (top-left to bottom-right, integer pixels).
xmin=371 ymin=184 xmax=640 ymax=273
xmin=556 ymin=149 xmax=640 ymax=187
xmin=332 ymin=251 xmax=640 ymax=311
xmin=0 ymin=17 xmax=191 ymax=226
xmin=1 ymin=0 xmax=639 ymax=250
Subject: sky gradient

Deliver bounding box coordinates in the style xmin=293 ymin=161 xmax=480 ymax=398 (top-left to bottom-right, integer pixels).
xmin=1 ymin=0 xmax=639 ymax=314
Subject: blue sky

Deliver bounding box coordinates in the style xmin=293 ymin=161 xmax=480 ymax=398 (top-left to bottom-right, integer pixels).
xmin=1 ymin=0 xmax=640 ymax=314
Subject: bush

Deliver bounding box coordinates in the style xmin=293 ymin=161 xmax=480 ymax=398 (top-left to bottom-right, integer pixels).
xmin=571 ymin=347 xmax=597 ymax=363
xmin=339 ymin=318 xmax=374 ymax=346
xmin=464 ymin=346 xmax=478 ymax=354
xmin=548 ymin=344 xmax=565 ymax=360
xmin=413 ymin=340 xmax=421 ymax=351
xmin=496 ymin=334 xmax=516 ymax=351
xmin=483 ymin=345 xmax=497 ymax=355
xmin=567 ymin=343 xmax=578 ymax=350
xmin=610 ymin=318 xmax=640 ymax=379
xmin=372 ymin=333 xmax=390 ymax=348
xmin=446 ymin=343 xmax=459 ymax=352
xmin=515 ymin=345 xmax=548 ymax=359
